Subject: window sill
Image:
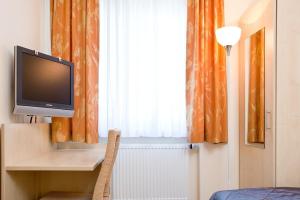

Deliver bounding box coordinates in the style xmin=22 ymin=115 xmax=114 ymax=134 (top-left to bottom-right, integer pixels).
xmin=98 ymin=137 xmax=188 ymax=144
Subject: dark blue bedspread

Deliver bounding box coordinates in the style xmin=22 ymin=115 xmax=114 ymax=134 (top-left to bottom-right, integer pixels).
xmin=210 ymin=188 xmax=300 ymax=200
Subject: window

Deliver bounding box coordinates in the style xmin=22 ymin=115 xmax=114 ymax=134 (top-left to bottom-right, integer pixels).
xmin=99 ymin=0 xmax=187 ymax=137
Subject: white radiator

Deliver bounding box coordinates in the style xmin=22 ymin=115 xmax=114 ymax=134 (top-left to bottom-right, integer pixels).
xmin=112 ymin=144 xmax=198 ymax=200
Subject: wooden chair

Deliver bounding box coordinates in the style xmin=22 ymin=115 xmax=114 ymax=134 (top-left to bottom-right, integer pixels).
xmin=40 ymin=130 xmax=121 ymax=200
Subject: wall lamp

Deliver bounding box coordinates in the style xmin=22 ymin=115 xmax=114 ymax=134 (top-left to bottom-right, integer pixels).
xmin=215 ymin=26 xmax=241 ymax=186
xmin=215 ymin=26 xmax=241 ymax=56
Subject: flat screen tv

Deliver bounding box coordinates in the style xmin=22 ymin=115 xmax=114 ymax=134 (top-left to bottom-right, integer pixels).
xmin=13 ymin=46 xmax=74 ymax=117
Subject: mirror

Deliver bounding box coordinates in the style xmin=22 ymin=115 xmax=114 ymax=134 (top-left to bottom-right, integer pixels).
xmin=244 ymin=28 xmax=265 ymax=145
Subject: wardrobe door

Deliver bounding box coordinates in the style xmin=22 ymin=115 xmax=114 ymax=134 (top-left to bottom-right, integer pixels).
xmin=239 ymin=0 xmax=276 ymax=188
xmin=276 ymin=0 xmax=300 ymax=187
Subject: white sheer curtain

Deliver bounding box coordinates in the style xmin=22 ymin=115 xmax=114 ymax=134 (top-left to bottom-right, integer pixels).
xmin=99 ymin=0 xmax=187 ymax=137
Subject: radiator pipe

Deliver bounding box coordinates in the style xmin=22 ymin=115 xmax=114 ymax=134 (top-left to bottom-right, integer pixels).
xmin=189 ymin=143 xmax=199 ymax=150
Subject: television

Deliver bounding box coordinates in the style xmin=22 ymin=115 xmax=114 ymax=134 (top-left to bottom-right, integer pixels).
xmin=13 ymin=46 xmax=74 ymax=117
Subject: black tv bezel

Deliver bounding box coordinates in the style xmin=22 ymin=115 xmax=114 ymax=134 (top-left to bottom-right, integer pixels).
xmin=15 ymin=46 xmax=74 ymax=111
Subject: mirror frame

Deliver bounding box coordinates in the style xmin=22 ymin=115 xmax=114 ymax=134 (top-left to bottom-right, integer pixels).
xmin=244 ymin=28 xmax=266 ymax=148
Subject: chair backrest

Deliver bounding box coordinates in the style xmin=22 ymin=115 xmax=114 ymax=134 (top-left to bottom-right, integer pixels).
xmin=92 ymin=129 xmax=120 ymax=200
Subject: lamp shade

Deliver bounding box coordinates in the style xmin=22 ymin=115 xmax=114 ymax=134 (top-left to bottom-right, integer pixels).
xmin=215 ymin=26 xmax=241 ymax=47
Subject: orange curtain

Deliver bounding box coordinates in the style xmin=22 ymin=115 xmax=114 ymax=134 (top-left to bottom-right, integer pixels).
xmin=186 ymin=0 xmax=227 ymax=143
xmin=247 ymin=28 xmax=265 ymax=143
xmin=50 ymin=0 xmax=99 ymax=143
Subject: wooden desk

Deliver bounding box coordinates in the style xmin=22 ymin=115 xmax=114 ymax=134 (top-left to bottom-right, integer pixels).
xmin=1 ymin=123 xmax=106 ymax=200
xmin=6 ymin=149 xmax=105 ymax=171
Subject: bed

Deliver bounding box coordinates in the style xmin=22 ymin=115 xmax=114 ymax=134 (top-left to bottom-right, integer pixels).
xmin=210 ymin=188 xmax=300 ymax=200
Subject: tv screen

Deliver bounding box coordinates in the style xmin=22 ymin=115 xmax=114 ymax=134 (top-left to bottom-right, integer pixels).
xmin=22 ymin=53 xmax=71 ymax=105
xmin=14 ymin=46 xmax=74 ymax=117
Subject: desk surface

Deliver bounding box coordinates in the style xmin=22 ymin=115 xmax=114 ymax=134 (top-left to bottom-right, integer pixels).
xmin=6 ymin=149 xmax=106 ymax=171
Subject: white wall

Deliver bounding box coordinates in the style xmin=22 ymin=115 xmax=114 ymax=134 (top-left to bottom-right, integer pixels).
xmin=198 ymin=0 xmax=258 ymax=199
xmin=0 ymin=0 xmax=43 ymax=123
